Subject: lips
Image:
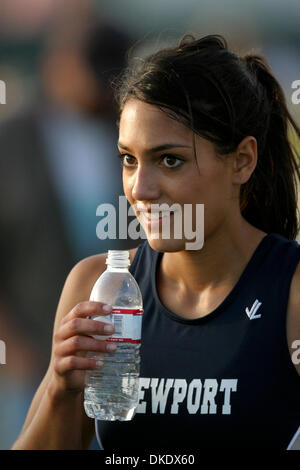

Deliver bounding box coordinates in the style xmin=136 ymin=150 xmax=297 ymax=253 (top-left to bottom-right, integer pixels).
xmin=139 ymin=210 xmax=175 ymax=227
xmin=142 ymin=211 xmax=173 ymax=219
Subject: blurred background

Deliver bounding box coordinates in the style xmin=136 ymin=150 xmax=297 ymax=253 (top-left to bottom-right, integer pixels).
xmin=0 ymin=0 xmax=300 ymax=450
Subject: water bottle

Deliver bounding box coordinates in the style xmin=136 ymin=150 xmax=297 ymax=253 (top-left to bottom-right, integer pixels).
xmin=84 ymin=250 xmax=143 ymax=421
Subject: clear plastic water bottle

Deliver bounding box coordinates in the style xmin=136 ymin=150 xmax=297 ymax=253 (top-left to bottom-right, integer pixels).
xmin=84 ymin=250 xmax=143 ymax=421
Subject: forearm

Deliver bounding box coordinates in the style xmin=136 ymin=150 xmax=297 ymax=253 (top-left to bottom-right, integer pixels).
xmin=12 ymin=379 xmax=85 ymax=450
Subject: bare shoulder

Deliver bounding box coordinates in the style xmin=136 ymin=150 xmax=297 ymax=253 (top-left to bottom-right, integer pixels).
xmin=286 ymin=258 xmax=300 ymax=376
xmin=73 ymin=246 xmax=139 ymax=289
xmin=53 ymin=246 xmax=140 ymax=334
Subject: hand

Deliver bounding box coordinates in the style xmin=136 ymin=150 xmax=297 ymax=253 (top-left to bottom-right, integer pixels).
xmin=52 ymin=301 xmax=116 ymax=394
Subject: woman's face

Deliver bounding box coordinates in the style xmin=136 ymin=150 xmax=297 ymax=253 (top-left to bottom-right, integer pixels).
xmin=118 ymin=99 xmax=237 ymax=252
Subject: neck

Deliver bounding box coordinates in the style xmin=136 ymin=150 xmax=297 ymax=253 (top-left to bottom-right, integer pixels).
xmin=161 ymin=218 xmax=266 ymax=295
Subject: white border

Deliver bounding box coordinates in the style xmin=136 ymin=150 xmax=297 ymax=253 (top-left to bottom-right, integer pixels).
xmin=287 ymin=425 xmax=300 ymax=450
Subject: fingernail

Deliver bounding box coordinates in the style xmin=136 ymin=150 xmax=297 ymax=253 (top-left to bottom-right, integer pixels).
xmin=103 ymin=304 xmax=112 ymax=312
xmin=104 ymin=324 xmax=114 ymax=333
xmin=106 ymin=343 xmax=117 ymax=352
xmin=95 ymin=360 xmax=104 ymax=368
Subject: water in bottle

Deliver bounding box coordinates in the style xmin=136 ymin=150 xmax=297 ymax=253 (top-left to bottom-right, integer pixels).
xmin=84 ymin=250 xmax=143 ymax=421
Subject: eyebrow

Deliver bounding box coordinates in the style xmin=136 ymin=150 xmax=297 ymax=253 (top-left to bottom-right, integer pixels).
xmin=118 ymin=142 xmax=192 ymax=153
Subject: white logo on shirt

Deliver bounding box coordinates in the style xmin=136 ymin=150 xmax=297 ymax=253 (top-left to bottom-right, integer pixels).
xmin=246 ymin=299 xmax=262 ymax=320
xmin=137 ymin=378 xmax=238 ymax=415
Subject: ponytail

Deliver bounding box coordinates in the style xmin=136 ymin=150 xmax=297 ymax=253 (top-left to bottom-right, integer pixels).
xmin=239 ymin=53 xmax=300 ymax=239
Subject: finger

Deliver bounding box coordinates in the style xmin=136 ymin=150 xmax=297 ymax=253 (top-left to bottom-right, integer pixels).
xmin=56 ymin=317 xmax=115 ymax=341
xmin=61 ymin=301 xmax=112 ymax=326
xmin=55 ymin=335 xmax=117 ymax=356
xmin=54 ymin=355 xmax=103 ymax=375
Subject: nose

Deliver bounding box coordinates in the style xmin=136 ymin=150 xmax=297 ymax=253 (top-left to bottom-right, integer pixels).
xmin=131 ymin=165 xmax=161 ymax=202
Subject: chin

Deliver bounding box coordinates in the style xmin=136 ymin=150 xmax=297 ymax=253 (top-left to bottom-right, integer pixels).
xmin=146 ymin=235 xmax=187 ymax=253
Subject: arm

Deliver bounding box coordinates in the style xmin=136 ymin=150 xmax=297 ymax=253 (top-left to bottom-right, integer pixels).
xmin=286 ymin=259 xmax=300 ymax=450
xmin=12 ymin=254 xmax=109 ymax=450
xmin=287 ymin=259 xmax=300 ymax=377
xmin=12 ymin=246 xmax=138 ymax=450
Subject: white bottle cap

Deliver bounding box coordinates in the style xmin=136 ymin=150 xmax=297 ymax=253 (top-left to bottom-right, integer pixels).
xmin=106 ymin=250 xmax=130 ymax=268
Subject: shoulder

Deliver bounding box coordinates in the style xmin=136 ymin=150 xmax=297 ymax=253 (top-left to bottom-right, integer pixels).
xmin=67 ymin=246 xmax=140 ymax=296
xmin=286 ymin=255 xmax=300 ymax=376
xmin=80 ymin=246 xmax=140 ymax=274
xmin=53 ymin=246 xmax=140 ymax=332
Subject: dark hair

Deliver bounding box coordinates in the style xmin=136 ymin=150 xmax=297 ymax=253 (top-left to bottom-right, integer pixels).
xmin=117 ymin=34 xmax=300 ymax=240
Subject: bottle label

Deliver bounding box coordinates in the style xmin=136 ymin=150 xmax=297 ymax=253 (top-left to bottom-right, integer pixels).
xmin=107 ymin=307 xmax=143 ymax=344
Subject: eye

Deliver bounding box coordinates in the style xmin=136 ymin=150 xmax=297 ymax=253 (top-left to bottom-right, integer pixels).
xmin=117 ymin=153 xmax=136 ymax=168
xmin=117 ymin=152 xmax=183 ymax=169
xmin=161 ymin=154 xmax=183 ymax=169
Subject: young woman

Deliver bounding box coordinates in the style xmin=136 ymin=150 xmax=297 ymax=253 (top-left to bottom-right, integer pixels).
xmin=13 ymin=34 xmax=300 ymax=450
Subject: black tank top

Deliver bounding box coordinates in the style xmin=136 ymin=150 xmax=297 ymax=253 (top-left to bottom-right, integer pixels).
xmin=96 ymin=233 xmax=300 ymax=449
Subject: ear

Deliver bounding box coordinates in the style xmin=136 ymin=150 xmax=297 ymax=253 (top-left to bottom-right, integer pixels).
xmin=232 ymin=136 xmax=257 ymax=184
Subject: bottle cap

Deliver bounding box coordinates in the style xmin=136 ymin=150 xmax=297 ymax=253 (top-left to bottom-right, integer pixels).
xmin=106 ymin=250 xmax=130 ymax=268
